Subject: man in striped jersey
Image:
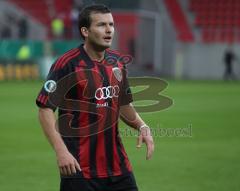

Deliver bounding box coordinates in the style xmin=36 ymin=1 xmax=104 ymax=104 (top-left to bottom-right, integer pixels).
xmin=36 ymin=4 xmax=154 ymax=191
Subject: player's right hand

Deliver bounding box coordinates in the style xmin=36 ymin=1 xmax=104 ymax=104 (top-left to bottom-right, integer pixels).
xmin=56 ymin=150 xmax=81 ymax=176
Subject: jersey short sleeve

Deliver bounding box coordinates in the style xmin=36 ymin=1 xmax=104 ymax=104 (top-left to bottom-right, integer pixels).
xmin=36 ymin=61 xmax=67 ymax=111
xmin=119 ymin=66 xmax=133 ymax=106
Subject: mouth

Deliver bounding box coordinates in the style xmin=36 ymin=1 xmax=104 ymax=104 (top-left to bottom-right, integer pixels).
xmin=103 ymin=36 xmax=112 ymax=42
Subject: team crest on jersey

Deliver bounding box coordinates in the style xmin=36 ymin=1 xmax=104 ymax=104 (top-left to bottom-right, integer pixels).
xmin=44 ymin=80 xmax=57 ymax=93
xmin=112 ymin=67 xmax=122 ymax=82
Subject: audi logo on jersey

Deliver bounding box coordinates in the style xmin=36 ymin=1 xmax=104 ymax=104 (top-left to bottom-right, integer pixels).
xmin=95 ymin=85 xmax=120 ymax=100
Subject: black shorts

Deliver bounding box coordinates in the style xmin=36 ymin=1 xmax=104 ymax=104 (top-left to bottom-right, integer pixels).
xmin=60 ymin=173 xmax=138 ymax=191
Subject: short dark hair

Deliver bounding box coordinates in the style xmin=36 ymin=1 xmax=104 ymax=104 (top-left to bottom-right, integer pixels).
xmin=78 ymin=4 xmax=111 ymax=39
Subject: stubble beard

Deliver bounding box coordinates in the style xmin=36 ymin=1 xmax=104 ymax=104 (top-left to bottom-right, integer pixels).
xmin=89 ymin=38 xmax=112 ymax=52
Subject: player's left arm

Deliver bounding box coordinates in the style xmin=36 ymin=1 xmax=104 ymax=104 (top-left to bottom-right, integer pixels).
xmin=119 ymin=103 xmax=154 ymax=160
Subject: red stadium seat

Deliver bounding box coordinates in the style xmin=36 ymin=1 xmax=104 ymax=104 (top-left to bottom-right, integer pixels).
xmin=164 ymin=0 xmax=194 ymax=42
xmin=10 ymin=0 xmax=73 ymax=39
xmin=190 ymin=0 xmax=240 ymax=42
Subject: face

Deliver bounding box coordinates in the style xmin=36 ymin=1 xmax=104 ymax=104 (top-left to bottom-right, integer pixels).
xmin=83 ymin=13 xmax=114 ymax=50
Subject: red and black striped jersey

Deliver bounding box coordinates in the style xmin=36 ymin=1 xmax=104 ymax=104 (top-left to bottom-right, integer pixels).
xmin=36 ymin=44 xmax=133 ymax=179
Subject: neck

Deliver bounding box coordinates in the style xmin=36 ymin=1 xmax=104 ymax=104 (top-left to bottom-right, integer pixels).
xmin=83 ymin=43 xmax=105 ymax=62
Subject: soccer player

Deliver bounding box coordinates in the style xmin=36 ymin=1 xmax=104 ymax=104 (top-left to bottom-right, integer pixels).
xmin=36 ymin=4 xmax=154 ymax=191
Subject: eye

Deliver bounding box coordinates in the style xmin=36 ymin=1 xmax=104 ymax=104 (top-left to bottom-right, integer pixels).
xmin=97 ymin=22 xmax=105 ymax=26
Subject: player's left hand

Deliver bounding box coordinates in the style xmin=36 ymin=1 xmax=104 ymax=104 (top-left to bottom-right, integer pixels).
xmin=137 ymin=126 xmax=154 ymax=160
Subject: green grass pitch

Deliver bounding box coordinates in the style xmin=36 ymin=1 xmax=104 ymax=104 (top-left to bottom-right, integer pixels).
xmin=0 ymin=80 xmax=239 ymax=191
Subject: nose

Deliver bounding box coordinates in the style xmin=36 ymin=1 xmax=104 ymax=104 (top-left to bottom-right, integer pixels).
xmin=106 ymin=24 xmax=113 ymax=34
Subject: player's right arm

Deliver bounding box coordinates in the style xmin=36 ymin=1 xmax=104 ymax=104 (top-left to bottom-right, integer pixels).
xmin=38 ymin=107 xmax=81 ymax=176
xmin=36 ymin=58 xmax=81 ymax=176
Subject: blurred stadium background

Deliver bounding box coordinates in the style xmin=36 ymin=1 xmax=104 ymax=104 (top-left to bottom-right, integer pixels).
xmin=0 ymin=0 xmax=239 ymax=191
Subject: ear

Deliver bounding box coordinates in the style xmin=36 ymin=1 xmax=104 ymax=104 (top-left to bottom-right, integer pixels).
xmin=81 ymin=27 xmax=88 ymax=38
